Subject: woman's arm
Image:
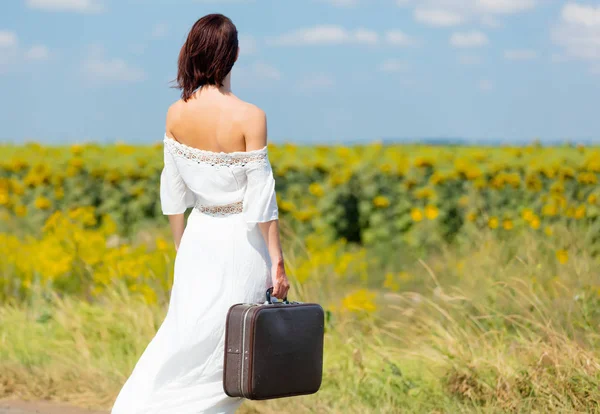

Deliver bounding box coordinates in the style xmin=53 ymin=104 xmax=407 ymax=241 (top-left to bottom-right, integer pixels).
xmin=164 ymin=104 xmax=188 ymax=252
xmin=245 ymin=106 xmax=290 ymax=300
xmin=258 ymin=219 xmax=289 ymax=300
xmin=168 ymin=214 xmax=186 ymax=251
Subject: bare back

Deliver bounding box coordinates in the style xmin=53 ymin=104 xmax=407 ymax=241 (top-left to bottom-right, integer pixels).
xmin=165 ymin=88 xmax=267 ymax=153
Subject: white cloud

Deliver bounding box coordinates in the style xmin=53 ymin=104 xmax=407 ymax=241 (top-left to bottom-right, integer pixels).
xmin=269 ymin=25 xmax=379 ymax=46
xmin=196 ymin=0 xmax=252 ymax=2
xmin=477 ymin=0 xmax=536 ymax=15
xmin=270 ymin=26 xmax=345 ymax=46
xmin=152 ymin=23 xmax=169 ymax=38
xmin=458 ymin=54 xmax=482 ymax=65
xmin=404 ymin=0 xmax=537 ymax=27
xmin=553 ymin=3 xmax=600 ymax=61
xmin=478 ymin=79 xmax=493 ymax=92
xmin=239 ymin=34 xmax=257 ymax=56
xmin=297 ymin=73 xmax=335 ymax=90
xmin=414 ymin=8 xmax=464 ymax=27
xmin=450 ymin=31 xmax=488 ymax=48
xmin=270 ymin=26 xmax=418 ymax=48
xmin=378 ymin=59 xmax=407 ymax=72
xmin=25 ymin=45 xmax=50 ymax=60
xmin=562 ymin=2 xmax=600 ymax=26
xmin=0 ymin=32 xmax=19 ymax=71
xmin=386 ymin=30 xmax=416 ymax=46
xmin=83 ymin=47 xmax=146 ymax=83
xmin=481 ymin=15 xmax=503 ymax=28
xmin=0 ymin=31 xmax=49 ymax=69
xmin=0 ymin=31 xmax=18 ymax=48
xmin=234 ymin=61 xmax=281 ymax=88
xmin=26 ymin=0 xmax=104 ymax=13
xmin=354 ymin=29 xmax=379 ymax=45
xmin=322 ymin=0 xmax=359 ymax=6
xmin=504 ymin=49 xmax=538 ymax=61
xmin=251 ymin=62 xmax=281 ymax=80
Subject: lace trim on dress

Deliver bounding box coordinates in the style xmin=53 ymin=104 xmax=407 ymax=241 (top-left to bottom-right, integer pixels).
xmin=195 ymin=200 xmax=243 ymax=216
xmin=164 ymin=136 xmax=268 ymax=167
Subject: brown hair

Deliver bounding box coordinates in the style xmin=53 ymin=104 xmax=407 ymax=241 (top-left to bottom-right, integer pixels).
xmin=175 ymin=14 xmax=239 ymax=101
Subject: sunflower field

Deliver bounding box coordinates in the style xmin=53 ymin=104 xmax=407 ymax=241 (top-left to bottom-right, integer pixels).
xmin=3 ymin=141 xmax=600 ymax=243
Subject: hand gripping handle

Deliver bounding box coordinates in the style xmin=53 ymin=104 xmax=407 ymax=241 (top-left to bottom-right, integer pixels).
xmin=265 ymin=287 xmax=289 ymax=304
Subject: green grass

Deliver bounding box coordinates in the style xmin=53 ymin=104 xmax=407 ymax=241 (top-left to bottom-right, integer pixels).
xmin=2 ymin=228 xmax=600 ymax=413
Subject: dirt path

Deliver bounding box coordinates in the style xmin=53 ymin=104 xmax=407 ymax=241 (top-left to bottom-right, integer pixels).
xmin=0 ymin=400 xmax=107 ymax=414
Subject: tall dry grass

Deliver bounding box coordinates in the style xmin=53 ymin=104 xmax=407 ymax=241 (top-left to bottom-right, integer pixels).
xmin=2 ymin=226 xmax=600 ymax=413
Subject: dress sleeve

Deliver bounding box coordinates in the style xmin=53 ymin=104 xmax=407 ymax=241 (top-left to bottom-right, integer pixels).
xmin=242 ymin=149 xmax=279 ymax=229
xmin=160 ymin=143 xmax=195 ymax=215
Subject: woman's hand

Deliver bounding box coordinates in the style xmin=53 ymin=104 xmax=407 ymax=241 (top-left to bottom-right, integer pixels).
xmin=271 ymin=259 xmax=290 ymax=300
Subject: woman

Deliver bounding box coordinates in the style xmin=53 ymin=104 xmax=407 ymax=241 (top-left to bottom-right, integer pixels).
xmin=111 ymin=14 xmax=290 ymax=414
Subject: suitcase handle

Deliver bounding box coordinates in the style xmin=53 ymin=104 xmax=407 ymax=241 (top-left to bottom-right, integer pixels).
xmin=266 ymin=287 xmax=289 ymax=304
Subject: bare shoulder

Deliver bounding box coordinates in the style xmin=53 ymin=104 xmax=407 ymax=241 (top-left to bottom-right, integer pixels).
xmin=240 ymin=102 xmax=268 ymax=150
xmin=240 ymin=101 xmax=266 ymax=122
xmin=165 ymin=99 xmax=184 ymax=137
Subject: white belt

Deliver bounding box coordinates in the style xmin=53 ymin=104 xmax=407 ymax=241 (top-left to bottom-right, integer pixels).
xmin=194 ymin=200 xmax=243 ymax=216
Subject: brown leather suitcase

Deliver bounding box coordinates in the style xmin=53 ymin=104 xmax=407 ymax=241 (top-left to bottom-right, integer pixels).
xmin=223 ymin=288 xmax=324 ymax=400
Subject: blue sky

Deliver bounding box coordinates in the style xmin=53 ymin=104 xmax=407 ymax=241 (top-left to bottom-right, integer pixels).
xmin=1 ymin=0 xmax=600 ymax=145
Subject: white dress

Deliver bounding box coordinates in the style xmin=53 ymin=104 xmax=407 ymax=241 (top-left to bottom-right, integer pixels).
xmin=111 ymin=134 xmax=279 ymax=414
